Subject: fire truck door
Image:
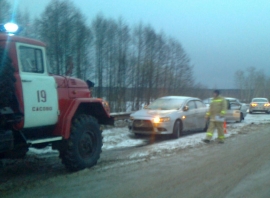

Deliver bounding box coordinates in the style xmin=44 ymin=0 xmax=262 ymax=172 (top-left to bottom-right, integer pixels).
xmin=16 ymin=43 xmax=58 ymax=128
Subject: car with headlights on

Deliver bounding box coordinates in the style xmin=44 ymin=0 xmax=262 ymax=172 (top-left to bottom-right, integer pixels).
xmin=249 ymin=98 xmax=270 ymax=114
xmin=203 ymin=97 xmax=248 ymax=122
xmin=128 ymin=96 xmax=208 ymax=138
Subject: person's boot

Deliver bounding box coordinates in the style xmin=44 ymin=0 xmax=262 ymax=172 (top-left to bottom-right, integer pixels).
xmin=202 ymin=139 xmax=210 ymax=143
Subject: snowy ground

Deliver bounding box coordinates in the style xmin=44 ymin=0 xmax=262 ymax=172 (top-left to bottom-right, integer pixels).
xmin=103 ymin=113 xmax=270 ymax=150
xmin=29 ymin=113 xmax=270 ymax=159
xmin=99 ymin=113 xmax=270 ymax=159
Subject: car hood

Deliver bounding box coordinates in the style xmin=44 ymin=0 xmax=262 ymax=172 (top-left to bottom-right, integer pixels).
xmin=131 ymin=109 xmax=178 ymax=118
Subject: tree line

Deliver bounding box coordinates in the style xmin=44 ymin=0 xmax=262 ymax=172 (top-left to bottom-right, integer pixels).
xmin=234 ymin=67 xmax=270 ymax=103
xmin=1 ymin=0 xmax=207 ymax=112
xmin=9 ymin=0 xmax=270 ymax=112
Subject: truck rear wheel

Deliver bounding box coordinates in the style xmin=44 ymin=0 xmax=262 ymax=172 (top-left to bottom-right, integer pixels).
xmin=61 ymin=115 xmax=102 ymax=171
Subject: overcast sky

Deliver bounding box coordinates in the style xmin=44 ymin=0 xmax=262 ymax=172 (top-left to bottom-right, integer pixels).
xmin=10 ymin=0 xmax=270 ymax=89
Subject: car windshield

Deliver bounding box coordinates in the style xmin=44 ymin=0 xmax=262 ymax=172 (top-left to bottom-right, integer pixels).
xmin=252 ymin=98 xmax=268 ymax=103
xmin=147 ymin=98 xmax=185 ymax=110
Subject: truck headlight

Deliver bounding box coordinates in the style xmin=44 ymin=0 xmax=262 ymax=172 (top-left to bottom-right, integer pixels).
xmin=101 ymin=100 xmax=110 ymax=114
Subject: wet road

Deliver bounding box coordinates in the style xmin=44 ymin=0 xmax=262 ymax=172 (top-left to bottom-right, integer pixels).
xmin=3 ymin=123 xmax=270 ymax=198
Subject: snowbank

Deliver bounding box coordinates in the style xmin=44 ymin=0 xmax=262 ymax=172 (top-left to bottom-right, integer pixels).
xmin=29 ymin=113 xmax=270 ymax=158
xmin=102 ymin=113 xmax=270 ymax=159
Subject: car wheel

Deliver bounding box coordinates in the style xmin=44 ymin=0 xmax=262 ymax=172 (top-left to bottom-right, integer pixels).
xmin=134 ymin=133 xmax=144 ymax=138
xmin=172 ymin=120 xmax=182 ymax=139
xmin=237 ymin=113 xmax=243 ymax=123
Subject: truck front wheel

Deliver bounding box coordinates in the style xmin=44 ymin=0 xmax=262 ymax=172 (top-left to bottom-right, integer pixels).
xmin=61 ymin=115 xmax=102 ymax=171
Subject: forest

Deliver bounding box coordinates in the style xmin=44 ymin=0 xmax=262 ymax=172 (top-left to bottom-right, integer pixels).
xmin=1 ymin=0 xmax=270 ymax=111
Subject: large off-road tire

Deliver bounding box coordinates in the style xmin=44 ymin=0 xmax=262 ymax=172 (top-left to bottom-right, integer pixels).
xmin=172 ymin=120 xmax=182 ymax=139
xmin=61 ymin=115 xmax=102 ymax=172
xmin=4 ymin=147 xmax=28 ymax=159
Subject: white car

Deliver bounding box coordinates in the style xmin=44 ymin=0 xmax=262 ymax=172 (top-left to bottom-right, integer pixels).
xmin=129 ymin=96 xmax=208 ymax=138
xmin=203 ymin=97 xmax=248 ymax=122
xmin=249 ymin=98 xmax=270 ymax=114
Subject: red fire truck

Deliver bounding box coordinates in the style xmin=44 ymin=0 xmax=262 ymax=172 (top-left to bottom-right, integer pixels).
xmin=0 ymin=23 xmax=113 ymax=171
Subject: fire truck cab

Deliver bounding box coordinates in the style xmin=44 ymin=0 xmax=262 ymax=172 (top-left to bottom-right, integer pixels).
xmin=0 ymin=23 xmax=113 ymax=171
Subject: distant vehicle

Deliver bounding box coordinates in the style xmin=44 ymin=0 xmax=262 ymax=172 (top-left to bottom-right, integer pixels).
xmin=203 ymin=97 xmax=248 ymax=122
xmin=129 ymin=96 xmax=208 ymax=138
xmin=249 ymin=98 xmax=270 ymax=114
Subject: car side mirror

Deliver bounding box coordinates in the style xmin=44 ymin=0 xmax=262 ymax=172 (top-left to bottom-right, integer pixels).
xmin=183 ymin=106 xmax=189 ymax=111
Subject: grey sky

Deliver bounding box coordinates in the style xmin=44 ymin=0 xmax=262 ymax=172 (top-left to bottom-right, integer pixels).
xmin=10 ymin=0 xmax=270 ymax=89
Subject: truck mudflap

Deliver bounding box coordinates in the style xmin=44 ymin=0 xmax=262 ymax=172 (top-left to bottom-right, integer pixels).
xmin=0 ymin=130 xmax=13 ymax=152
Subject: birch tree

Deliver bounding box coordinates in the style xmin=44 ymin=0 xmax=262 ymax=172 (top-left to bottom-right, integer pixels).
xmin=35 ymin=0 xmax=92 ymax=77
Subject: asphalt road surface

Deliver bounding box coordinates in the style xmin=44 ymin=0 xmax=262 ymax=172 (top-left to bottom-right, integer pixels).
xmin=3 ymin=123 xmax=270 ymax=198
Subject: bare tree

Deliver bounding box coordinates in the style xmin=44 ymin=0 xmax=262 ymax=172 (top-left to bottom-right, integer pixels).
xmin=234 ymin=67 xmax=269 ymax=102
xmin=91 ymin=14 xmax=108 ymax=97
xmin=35 ymin=0 xmax=92 ymax=77
xmin=0 ymin=0 xmax=11 ymax=22
xmin=15 ymin=9 xmax=33 ymax=38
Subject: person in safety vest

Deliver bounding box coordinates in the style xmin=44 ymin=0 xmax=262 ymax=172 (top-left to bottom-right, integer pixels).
xmin=203 ymin=90 xmax=227 ymax=144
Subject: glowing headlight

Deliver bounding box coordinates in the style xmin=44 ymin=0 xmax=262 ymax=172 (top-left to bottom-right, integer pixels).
xmin=250 ymin=103 xmax=257 ymax=107
xmin=153 ymin=117 xmax=160 ymax=123
xmin=264 ymin=103 xmax=270 ymax=107
xmin=153 ymin=117 xmax=170 ymax=123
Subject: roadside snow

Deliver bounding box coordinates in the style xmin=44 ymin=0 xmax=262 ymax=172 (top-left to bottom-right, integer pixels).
xmin=102 ymin=127 xmax=145 ymax=150
xmin=29 ymin=113 xmax=270 ymax=158
xmin=103 ymin=113 xmax=270 ymax=159
xmin=29 ymin=146 xmax=58 ymax=155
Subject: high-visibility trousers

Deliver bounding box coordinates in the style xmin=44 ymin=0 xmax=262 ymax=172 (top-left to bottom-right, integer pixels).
xmin=205 ymin=121 xmax=224 ymax=141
